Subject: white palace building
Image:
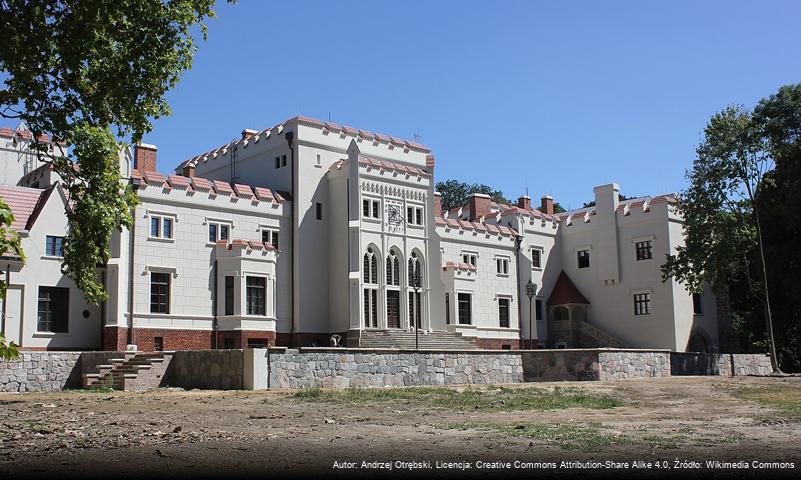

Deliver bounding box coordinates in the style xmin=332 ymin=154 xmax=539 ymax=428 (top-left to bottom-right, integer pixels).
xmin=0 ymin=118 xmax=721 ymax=352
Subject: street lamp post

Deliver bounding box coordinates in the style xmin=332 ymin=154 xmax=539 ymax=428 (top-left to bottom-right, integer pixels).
xmin=525 ymin=279 xmax=536 ymax=349
xmin=413 ymin=270 xmax=421 ymax=351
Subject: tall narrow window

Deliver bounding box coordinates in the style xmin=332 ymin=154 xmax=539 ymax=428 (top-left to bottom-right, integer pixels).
xmin=445 ymin=293 xmax=450 ymax=325
xmin=531 ymin=248 xmax=542 ymax=268
xmin=363 ymin=247 xmax=379 ymax=328
xmin=316 ymin=202 xmax=323 ymax=220
xmin=363 ymin=199 xmax=370 ymax=217
xmin=692 ymin=292 xmax=703 ymax=315
xmin=634 ymin=293 xmax=651 ymax=315
xmin=496 ymin=257 xmax=509 ymax=275
xmin=372 ymin=200 xmax=380 ymax=218
xmin=246 ymin=276 xmax=266 ymax=316
xmin=498 ymin=297 xmax=510 ymax=328
xmin=150 ymin=272 xmax=170 ymax=314
xmin=535 ymin=299 xmax=543 ymax=321
xmin=457 ymin=293 xmax=472 ymax=325
xmin=578 ymin=250 xmax=590 ymax=269
xmin=150 ymin=217 xmax=161 ymax=237
xmin=208 ymin=223 xmax=217 ymax=243
xmin=45 ymin=236 xmax=64 ymax=257
xmin=220 ymin=224 xmax=229 ymax=241
xmin=386 ymin=250 xmax=400 ymax=286
xmin=37 ymin=287 xmax=69 ymax=333
xmin=224 ymin=276 xmax=234 ymax=316
xmin=281 ymin=154 xmax=287 ymax=167
xmin=163 ymin=218 xmax=173 ymax=239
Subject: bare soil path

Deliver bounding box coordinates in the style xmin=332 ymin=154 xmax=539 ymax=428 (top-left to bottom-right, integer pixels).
xmin=1 ymin=376 xmax=799 ymax=478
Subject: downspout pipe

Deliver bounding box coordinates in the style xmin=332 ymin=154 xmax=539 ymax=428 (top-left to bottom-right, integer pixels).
xmin=212 ymin=258 xmax=218 ymax=349
xmin=284 ymin=132 xmax=296 ymax=348
xmin=511 ymin=220 xmax=524 ymax=349
xmin=127 ymin=183 xmax=139 ymax=349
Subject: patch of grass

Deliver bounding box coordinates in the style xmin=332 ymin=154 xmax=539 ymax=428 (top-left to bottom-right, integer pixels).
xmin=291 ymin=386 xmax=622 ymax=412
xmin=643 ymin=435 xmax=684 ymax=450
xmin=447 ymin=422 xmax=629 ymax=451
xmin=63 ymin=386 xmax=114 ymax=394
xmin=735 ymin=386 xmax=801 ymax=421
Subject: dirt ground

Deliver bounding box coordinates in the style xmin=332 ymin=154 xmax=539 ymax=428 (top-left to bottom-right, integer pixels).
xmin=1 ymin=376 xmax=799 ymax=478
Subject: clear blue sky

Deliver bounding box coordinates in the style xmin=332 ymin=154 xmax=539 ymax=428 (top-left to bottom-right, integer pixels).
xmin=141 ymin=1 xmax=798 ymax=208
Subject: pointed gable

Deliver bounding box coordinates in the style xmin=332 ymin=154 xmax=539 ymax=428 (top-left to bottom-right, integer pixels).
xmin=548 ymin=271 xmax=590 ymax=305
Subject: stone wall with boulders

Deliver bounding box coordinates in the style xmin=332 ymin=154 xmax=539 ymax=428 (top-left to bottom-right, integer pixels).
xmin=671 ymin=352 xmax=773 ymax=376
xmin=597 ymin=351 xmax=671 ymax=380
xmin=264 ymin=349 xmax=524 ymax=389
xmin=0 ymin=352 xmax=82 ymax=392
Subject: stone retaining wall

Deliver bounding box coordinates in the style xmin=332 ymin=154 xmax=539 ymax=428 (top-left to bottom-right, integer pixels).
xmin=671 ymin=352 xmax=773 ymax=376
xmin=166 ymin=350 xmax=244 ymax=390
xmin=0 ymin=352 xmax=82 ymax=392
xmin=598 ymin=351 xmax=671 ymax=380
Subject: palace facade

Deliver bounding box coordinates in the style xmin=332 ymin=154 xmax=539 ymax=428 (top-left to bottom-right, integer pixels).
xmin=0 ymin=118 xmax=720 ymax=352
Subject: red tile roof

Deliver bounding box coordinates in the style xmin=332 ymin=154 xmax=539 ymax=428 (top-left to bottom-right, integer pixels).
xmin=442 ymin=261 xmax=477 ymax=272
xmin=548 ymin=271 xmax=590 ymax=305
xmin=216 ymin=239 xmax=278 ymax=252
xmin=0 ymin=185 xmax=51 ymax=231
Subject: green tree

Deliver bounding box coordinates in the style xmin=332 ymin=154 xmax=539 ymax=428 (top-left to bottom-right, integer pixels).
xmin=661 ymin=101 xmax=783 ymax=371
xmin=0 ymin=0 xmax=225 ymax=305
xmin=0 ymin=202 xmax=24 ymax=359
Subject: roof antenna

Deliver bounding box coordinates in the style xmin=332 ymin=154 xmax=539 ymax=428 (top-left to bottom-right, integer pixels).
xmin=413 ymin=132 xmax=422 ymax=142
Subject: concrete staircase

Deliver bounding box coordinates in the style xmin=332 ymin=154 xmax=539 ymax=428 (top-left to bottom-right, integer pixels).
xmin=357 ymin=330 xmax=480 ymax=350
xmin=82 ymin=352 xmax=173 ymax=391
xmin=577 ymin=320 xmax=628 ymax=348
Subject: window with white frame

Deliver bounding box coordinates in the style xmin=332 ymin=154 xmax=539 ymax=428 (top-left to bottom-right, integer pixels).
xmin=45 ymin=235 xmax=64 ymax=257
xmin=496 ymin=257 xmax=510 ymax=276
xmin=150 ymin=272 xmax=170 ymax=314
xmin=362 ymin=198 xmax=380 ymax=220
xmin=461 ymin=252 xmax=477 ymax=268
xmin=208 ymin=221 xmax=231 ymax=243
xmin=634 ymin=292 xmax=651 ymax=315
xmin=635 ymin=240 xmax=653 ymax=261
xmin=457 ymin=292 xmax=472 ymax=325
xmin=261 ymin=228 xmax=279 ymax=249
xmin=577 ymin=249 xmax=590 ymax=269
xmin=406 ymin=205 xmax=424 ymax=226
xmin=498 ymin=297 xmax=511 ymax=328
xmin=149 ymin=214 xmax=174 ymax=240
xmin=363 ymin=247 xmax=379 ymax=328
xmin=246 ymin=276 xmax=266 ymax=316
xmin=531 ymin=247 xmax=543 ymax=269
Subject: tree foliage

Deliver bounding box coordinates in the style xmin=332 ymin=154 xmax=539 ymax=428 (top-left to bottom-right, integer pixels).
xmin=0 ymin=0 xmax=222 ymax=304
xmin=0 ymin=203 xmax=23 ymax=359
xmin=662 ymin=84 xmax=801 ymax=371
xmin=435 ymin=179 xmax=513 ymax=212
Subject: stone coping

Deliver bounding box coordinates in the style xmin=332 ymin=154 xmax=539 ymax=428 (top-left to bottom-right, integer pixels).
xmin=288 ymin=347 xmax=674 ymax=354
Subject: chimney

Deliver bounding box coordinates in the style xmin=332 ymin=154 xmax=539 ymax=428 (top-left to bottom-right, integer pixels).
xmin=541 ymin=195 xmax=554 ymax=215
xmin=517 ymin=195 xmax=531 ymax=210
xmin=593 ymin=183 xmax=620 ymax=214
xmin=241 ymin=129 xmax=258 ymax=140
xmin=468 ymin=193 xmax=492 ymax=220
xmin=182 ymin=164 xmax=195 ymax=178
xmin=434 ymin=192 xmax=442 ymax=217
xmin=134 ymin=143 xmax=158 ymax=173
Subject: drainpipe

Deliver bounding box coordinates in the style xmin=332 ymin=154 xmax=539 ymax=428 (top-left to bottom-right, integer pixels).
xmin=284 ymin=131 xmax=296 ymax=347
xmin=212 ymin=258 xmax=218 ymax=349
xmin=127 ymin=183 xmax=139 ymax=349
xmin=100 ymin=268 xmax=106 ymax=349
xmin=1 ymin=264 xmax=9 ymax=337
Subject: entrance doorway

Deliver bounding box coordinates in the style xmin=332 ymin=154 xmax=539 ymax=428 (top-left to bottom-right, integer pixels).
xmin=387 ymin=290 xmax=400 ymax=328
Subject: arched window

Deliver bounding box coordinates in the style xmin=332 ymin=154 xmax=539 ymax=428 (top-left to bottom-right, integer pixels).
xmin=363 ymin=247 xmax=379 ymax=328
xmin=408 ymin=251 xmax=423 ymax=330
xmin=386 ymin=250 xmax=400 ymax=286
xmin=363 ymin=247 xmax=378 ymax=285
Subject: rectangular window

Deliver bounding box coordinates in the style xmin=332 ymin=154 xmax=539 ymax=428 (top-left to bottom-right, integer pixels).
xmin=281 ymin=154 xmax=287 ymax=167
xmin=163 ymin=218 xmax=173 ymax=239
xmin=496 ymin=257 xmax=509 ymax=275
xmin=224 ymin=276 xmax=234 ymax=316
xmin=45 ymin=236 xmax=64 ymax=257
xmin=457 ymin=293 xmax=472 ymax=325
xmin=224 ymin=338 xmax=236 ymax=349
xmin=415 ymin=207 xmax=422 ymax=226
xmin=150 ymin=217 xmax=161 ymax=237
xmin=37 ymin=286 xmax=69 ymax=333
xmin=363 ymin=199 xmax=370 ymax=217
xmin=316 ymin=202 xmax=323 ymax=220
xmin=150 ymin=272 xmax=170 ymax=314
xmin=246 ymin=276 xmax=266 ymax=316
xmin=535 ymin=299 xmax=543 ymax=321
xmin=154 ymin=337 xmax=164 ymax=352
xmin=274 ymin=156 xmax=280 ymax=169
xmin=362 ymin=199 xmax=380 ymax=219
xmin=208 ymin=222 xmax=230 ymax=243
xmin=636 ymin=240 xmax=653 ymax=261
xmin=261 ymin=229 xmax=278 ymax=249
xmin=634 ymin=293 xmax=651 ymax=316
xmin=372 ymin=200 xmax=380 ymax=218
xmin=407 ymin=206 xmax=413 ymax=224
xmin=578 ymin=249 xmax=590 ymax=269
xmin=692 ymin=292 xmax=703 ymax=315
xmin=498 ymin=297 xmax=510 ymax=328
xmin=445 ymin=293 xmax=450 ymax=325
xmin=461 ymin=253 xmax=477 ymax=267
xmin=531 ymin=248 xmax=542 ymax=268
xmin=247 ymin=338 xmax=267 ymax=349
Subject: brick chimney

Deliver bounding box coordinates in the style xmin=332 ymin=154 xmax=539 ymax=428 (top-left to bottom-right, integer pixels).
xmin=434 ymin=192 xmax=442 ymax=217
xmin=468 ymin=193 xmax=492 ymax=220
xmin=181 ymin=164 xmax=195 ymax=178
xmin=541 ymin=195 xmax=554 ymax=215
xmin=134 ymin=143 xmax=157 ymax=172
xmin=241 ymin=129 xmax=258 ymax=140
xmin=517 ymin=195 xmax=531 ymax=210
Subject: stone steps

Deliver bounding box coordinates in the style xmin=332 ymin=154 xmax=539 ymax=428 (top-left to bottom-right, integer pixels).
xmin=82 ymin=352 xmax=172 ymax=391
